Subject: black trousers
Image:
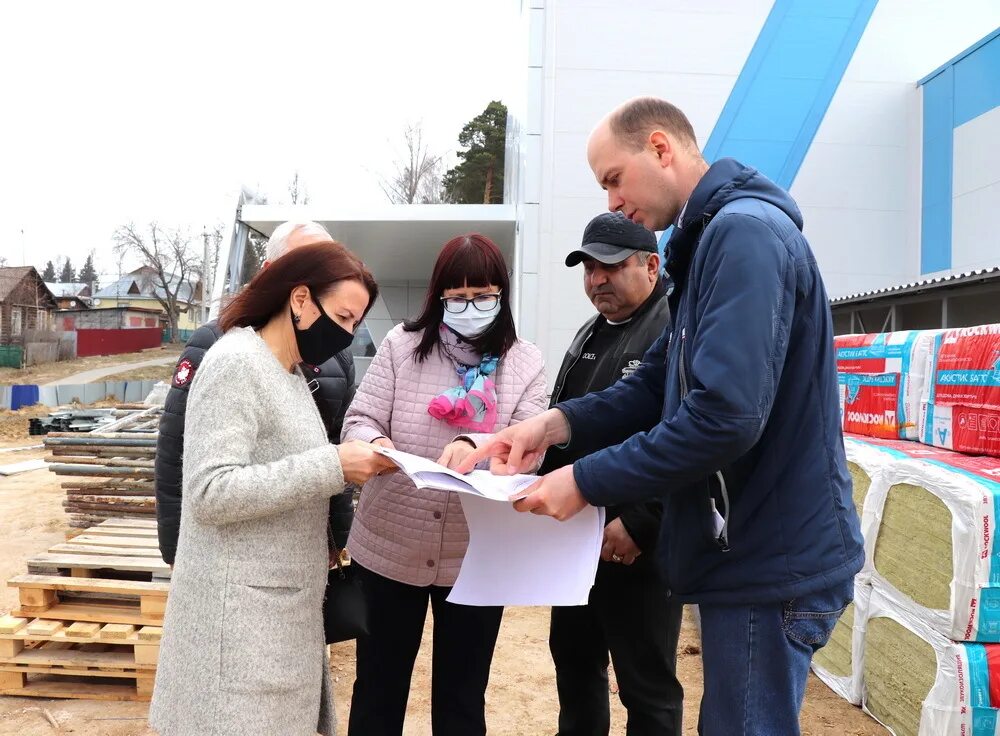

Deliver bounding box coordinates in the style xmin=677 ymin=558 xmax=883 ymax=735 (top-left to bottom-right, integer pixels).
xmin=550 ymin=559 xmax=684 ymax=736
xmin=347 ymin=563 xmax=503 ymax=736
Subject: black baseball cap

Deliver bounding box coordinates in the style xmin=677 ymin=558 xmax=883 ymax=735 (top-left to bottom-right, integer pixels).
xmin=565 ymin=212 xmax=659 ymax=267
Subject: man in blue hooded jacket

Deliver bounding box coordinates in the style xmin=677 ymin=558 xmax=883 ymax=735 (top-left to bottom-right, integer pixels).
xmin=461 ymin=97 xmax=864 ymax=735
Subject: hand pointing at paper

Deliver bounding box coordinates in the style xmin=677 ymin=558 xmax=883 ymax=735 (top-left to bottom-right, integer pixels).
xmin=458 ymin=409 xmax=590 ymax=521
xmin=457 ymin=408 xmax=571 ymax=475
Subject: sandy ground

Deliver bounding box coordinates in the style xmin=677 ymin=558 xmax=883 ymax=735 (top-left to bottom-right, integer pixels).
xmin=0 ymin=435 xmax=888 ymax=735
xmin=0 ymin=346 xmax=181 ymax=387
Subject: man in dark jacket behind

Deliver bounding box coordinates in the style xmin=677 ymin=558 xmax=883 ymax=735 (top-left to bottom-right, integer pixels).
xmin=544 ymin=211 xmax=682 ymax=735
xmin=155 ymin=221 xmax=357 ymax=566
xmin=463 ymin=97 xmax=864 ymax=735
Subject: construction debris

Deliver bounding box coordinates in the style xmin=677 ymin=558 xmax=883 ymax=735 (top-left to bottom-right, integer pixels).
xmin=29 ymin=406 xmax=151 ymax=436
xmin=0 ymin=459 xmax=48 ymax=476
xmin=43 ymin=406 xmax=162 ymax=527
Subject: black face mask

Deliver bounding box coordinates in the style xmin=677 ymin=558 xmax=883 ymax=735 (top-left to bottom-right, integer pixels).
xmin=291 ymin=290 xmax=355 ymax=367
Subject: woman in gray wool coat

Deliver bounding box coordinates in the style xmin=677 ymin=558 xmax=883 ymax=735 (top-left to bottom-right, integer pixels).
xmin=148 ymin=241 xmax=396 ymax=736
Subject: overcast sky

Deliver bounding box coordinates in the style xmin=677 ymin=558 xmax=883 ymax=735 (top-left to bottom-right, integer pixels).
xmin=0 ymin=1 xmax=519 ymax=283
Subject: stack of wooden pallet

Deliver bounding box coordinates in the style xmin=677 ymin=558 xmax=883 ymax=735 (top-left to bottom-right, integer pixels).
xmin=44 ymin=406 xmax=162 ymax=528
xmin=0 ymin=519 xmax=169 ymax=701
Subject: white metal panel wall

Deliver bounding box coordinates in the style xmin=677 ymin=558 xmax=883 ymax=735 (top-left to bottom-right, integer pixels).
xmin=951 ymin=105 xmax=1000 ymax=273
xmin=518 ymin=0 xmax=1000 ymax=377
xmin=790 ymin=0 xmax=1000 ymax=297
xmin=528 ymin=0 xmax=772 ymax=384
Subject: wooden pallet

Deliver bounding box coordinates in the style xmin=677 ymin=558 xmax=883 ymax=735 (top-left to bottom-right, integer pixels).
xmin=69 ymin=513 xmax=157 ymax=529
xmin=68 ymin=526 xmax=158 ymax=538
xmin=65 ymin=534 xmax=161 ymax=550
xmin=31 ymin=520 xmax=170 ymax=582
xmin=9 ymin=574 xmax=168 ymax=624
xmin=26 ymin=552 xmax=170 ymax=582
xmin=0 ymin=614 xmax=160 ymax=659
xmin=49 ymin=543 xmax=163 ymax=558
xmin=96 ymin=519 xmax=157 ymax=529
xmin=0 ymin=519 xmax=167 ymax=702
xmin=0 ymin=673 xmax=150 ymax=701
xmin=0 ymin=640 xmax=155 ymax=701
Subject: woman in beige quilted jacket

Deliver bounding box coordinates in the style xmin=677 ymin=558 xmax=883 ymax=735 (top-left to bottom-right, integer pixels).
xmin=343 ymin=233 xmax=548 ymax=735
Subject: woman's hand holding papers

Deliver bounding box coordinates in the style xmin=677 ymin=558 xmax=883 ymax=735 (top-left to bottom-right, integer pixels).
xmin=338 ymin=440 xmax=397 ymax=484
xmin=437 ymin=439 xmax=477 ymax=470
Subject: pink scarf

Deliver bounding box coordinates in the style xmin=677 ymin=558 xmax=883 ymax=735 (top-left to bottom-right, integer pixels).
xmin=427 ymin=353 xmax=500 ymax=432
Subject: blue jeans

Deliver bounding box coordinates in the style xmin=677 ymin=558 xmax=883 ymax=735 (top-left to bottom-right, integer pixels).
xmin=697 ymin=579 xmax=854 ymax=736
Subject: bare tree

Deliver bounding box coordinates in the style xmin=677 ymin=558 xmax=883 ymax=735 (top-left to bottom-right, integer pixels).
xmin=113 ymin=222 xmax=202 ymax=342
xmin=243 ymin=184 xmax=270 ymax=206
xmin=288 ymin=171 xmax=310 ymax=205
xmin=380 ymin=122 xmax=445 ymax=204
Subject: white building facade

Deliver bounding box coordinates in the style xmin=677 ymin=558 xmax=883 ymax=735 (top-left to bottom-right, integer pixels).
xmin=224 ymin=2 xmax=1000 ymax=386
xmin=507 ymin=0 xmax=1000 ymax=377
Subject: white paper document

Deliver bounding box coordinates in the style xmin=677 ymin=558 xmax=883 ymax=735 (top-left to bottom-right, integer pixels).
xmin=374 ymin=447 xmax=538 ymax=501
xmin=376 ymin=448 xmax=605 ymax=606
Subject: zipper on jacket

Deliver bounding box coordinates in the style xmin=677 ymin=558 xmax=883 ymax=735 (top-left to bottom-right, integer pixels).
xmin=553 ymin=321 xmax=598 ymax=404
xmin=677 ymin=328 xmax=731 ymax=553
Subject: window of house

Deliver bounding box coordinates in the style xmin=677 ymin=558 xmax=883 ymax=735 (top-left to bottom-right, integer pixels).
xmin=11 ymin=307 xmax=23 ymax=336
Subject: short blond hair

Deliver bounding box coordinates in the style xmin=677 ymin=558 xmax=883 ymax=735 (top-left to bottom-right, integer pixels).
xmin=609 ymin=97 xmax=699 ymax=152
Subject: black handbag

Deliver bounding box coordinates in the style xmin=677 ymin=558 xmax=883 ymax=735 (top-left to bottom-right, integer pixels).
xmin=323 ymin=555 xmax=369 ymax=644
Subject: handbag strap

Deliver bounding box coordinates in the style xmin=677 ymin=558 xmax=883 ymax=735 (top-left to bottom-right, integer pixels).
xmin=334 ymin=550 xmax=349 ymax=580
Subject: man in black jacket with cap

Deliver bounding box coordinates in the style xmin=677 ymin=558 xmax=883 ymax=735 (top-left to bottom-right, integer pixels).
xmin=544 ymin=212 xmax=683 ymax=735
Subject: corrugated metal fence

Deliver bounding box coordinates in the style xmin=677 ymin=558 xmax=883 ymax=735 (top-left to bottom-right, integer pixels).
xmin=0 ymin=345 xmax=23 ymax=369
xmin=0 ymin=380 xmax=161 ymax=410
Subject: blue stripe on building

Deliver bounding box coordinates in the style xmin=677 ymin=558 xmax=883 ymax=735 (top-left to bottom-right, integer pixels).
xmin=918 ymin=28 xmax=1000 ymax=275
xmin=921 ymin=67 xmax=955 ymax=274
xmin=660 ymin=0 xmax=879 ymax=253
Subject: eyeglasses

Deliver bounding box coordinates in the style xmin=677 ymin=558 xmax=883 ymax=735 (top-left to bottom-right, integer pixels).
xmin=440 ymin=292 xmax=502 ymax=314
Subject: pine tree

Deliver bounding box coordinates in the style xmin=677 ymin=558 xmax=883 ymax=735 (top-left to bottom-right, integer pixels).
xmin=442 ymin=101 xmax=508 ymax=204
xmin=41 ymin=261 xmax=56 ymax=281
xmin=78 ymin=254 xmax=98 ymax=287
xmin=59 ymin=258 xmax=75 ymax=283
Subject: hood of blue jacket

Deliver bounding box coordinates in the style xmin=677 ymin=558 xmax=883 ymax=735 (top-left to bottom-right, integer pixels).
xmin=665 ymin=158 xmax=803 ymax=283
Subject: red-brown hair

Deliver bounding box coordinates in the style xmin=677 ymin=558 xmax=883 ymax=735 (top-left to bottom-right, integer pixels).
xmin=404 ymin=233 xmax=516 ymax=361
xmin=219 ymin=240 xmax=378 ymax=332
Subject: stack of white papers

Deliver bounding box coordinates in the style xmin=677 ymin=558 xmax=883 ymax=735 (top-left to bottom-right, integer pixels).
xmin=375 ymin=448 xmax=604 ymax=607
xmin=374 ymin=447 xmax=537 ymax=501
